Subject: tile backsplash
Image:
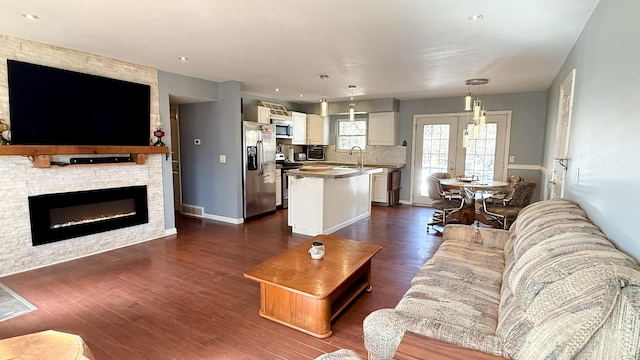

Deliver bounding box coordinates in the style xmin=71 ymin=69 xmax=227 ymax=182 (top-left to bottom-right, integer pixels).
xmin=325 ymin=145 xmax=406 ymax=165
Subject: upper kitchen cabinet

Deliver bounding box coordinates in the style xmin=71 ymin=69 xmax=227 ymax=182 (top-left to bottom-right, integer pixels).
xmin=368 ymin=112 xmax=398 ymax=145
xmin=307 ymin=114 xmax=329 ymax=145
xmin=291 ymin=111 xmax=307 ymax=144
xmin=257 ymin=106 xmax=271 ymax=124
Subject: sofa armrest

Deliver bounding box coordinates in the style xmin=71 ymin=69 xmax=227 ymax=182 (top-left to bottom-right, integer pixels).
xmin=443 ymin=224 xmax=509 ymax=250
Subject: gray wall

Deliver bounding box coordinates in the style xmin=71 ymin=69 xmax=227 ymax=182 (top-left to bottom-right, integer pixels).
xmin=398 ymin=91 xmax=548 ymax=201
xmin=180 ymin=81 xmax=244 ymax=221
xmin=158 ymin=71 xmax=220 ymax=230
xmin=543 ymin=0 xmax=640 ymax=260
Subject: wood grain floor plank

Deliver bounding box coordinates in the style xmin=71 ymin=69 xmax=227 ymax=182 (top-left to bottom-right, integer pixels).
xmin=0 ymin=205 xmax=443 ymax=359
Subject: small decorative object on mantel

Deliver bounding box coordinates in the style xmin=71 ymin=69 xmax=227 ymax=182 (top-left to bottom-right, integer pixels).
xmin=153 ymin=128 xmax=165 ymax=147
xmin=0 ymin=105 xmax=9 ymax=145
xmin=152 ymin=114 xmax=166 ymax=147
xmin=0 ymin=121 xmax=9 ymax=145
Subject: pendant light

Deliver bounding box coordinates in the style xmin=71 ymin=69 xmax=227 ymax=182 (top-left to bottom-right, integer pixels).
xmin=463 ymin=78 xmax=489 ymax=139
xmin=320 ymin=75 xmax=329 ymax=116
xmin=348 ymin=85 xmax=356 ymax=121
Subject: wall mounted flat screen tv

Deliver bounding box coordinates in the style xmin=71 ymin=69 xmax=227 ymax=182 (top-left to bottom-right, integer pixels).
xmin=7 ymin=59 xmax=151 ymax=146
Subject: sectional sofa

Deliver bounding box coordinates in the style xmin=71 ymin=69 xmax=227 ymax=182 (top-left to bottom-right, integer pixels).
xmin=363 ymin=198 xmax=640 ymax=359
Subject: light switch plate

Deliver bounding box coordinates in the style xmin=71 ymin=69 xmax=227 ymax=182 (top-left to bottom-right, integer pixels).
xmin=220 ymin=154 xmax=226 ymax=163
xmin=509 ymin=155 xmax=515 ymax=163
xmin=574 ymin=167 xmax=580 ymax=183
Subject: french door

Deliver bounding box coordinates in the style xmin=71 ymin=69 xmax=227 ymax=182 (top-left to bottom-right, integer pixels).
xmin=411 ymin=112 xmax=511 ymax=205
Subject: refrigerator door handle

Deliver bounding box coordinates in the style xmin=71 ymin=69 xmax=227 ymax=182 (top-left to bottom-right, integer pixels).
xmin=257 ymin=140 xmax=264 ymax=175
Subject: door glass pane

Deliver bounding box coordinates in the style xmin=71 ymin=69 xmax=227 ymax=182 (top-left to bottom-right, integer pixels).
xmin=464 ymin=124 xmax=497 ymax=181
xmin=420 ymin=124 xmax=450 ymax=195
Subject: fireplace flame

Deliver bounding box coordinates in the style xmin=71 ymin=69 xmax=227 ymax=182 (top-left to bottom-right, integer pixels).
xmin=51 ymin=211 xmax=137 ymax=229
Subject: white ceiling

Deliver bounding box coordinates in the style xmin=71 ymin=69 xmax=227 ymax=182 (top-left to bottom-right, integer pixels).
xmin=0 ymin=0 xmax=599 ymax=103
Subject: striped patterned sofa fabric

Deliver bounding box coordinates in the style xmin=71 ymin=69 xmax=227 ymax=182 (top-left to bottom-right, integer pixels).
xmin=363 ymin=198 xmax=640 ymax=360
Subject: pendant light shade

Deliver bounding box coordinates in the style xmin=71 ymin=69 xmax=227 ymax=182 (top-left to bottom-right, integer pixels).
xmin=320 ymin=75 xmax=329 ymax=116
xmin=348 ymin=85 xmax=356 ymax=121
xmin=473 ymin=99 xmax=481 ymax=121
xmin=464 ymin=92 xmax=472 ymax=111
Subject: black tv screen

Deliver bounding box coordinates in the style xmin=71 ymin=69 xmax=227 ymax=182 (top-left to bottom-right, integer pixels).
xmin=7 ymin=60 xmax=151 ymax=146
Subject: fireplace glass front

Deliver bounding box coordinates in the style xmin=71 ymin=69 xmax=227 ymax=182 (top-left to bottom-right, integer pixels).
xmin=28 ymin=186 xmax=148 ymax=246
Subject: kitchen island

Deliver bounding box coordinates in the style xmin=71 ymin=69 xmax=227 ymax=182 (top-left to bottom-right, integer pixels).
xmin=286 ymin=165 xmax=382 ymax=236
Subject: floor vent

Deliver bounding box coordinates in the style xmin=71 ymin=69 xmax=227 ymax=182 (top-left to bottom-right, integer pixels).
xmin=181 ymin=204 xmax=203 ymax=217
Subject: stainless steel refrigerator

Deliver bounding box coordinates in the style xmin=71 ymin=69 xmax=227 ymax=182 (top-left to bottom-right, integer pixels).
xmin=242 ymin=121 xmax=277 ymax=219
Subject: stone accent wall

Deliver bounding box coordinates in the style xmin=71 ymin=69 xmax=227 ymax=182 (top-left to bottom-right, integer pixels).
xmin=0 ymin=35 xmax=165 ymax=276
xmin=0 ymin=34 xmax=159 ymax=122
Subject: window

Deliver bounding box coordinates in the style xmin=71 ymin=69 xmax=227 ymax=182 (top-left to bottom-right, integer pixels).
xmin=464 ymin=123 xmax=498 ymax=182
xmin=337 ymin=119 xmax=367 ymax=150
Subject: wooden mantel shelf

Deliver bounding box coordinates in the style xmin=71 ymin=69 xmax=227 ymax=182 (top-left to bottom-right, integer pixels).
xmin=0 ymin=145 xmax=169 ymax=168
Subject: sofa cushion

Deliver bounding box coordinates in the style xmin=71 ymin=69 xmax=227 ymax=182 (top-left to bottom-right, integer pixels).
xmin=396 ymin=240 xmax=504 ymax=335
xmin=575 ymin=286 xmax=640 ymax=359
xmin=509 ymin=198 xmax=586 ymax=239
xmin=497 ymin=238 xmax=639 ymax=339
xmin=503 ymin=267 xmax=623 ymax=359
xmin=512 ymin=215 xmax=607 ymax=260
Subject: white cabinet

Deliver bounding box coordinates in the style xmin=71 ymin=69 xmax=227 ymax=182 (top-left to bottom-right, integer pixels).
xmin=371 ymin=173 xmax=388 ymax=203
xmin=276 ymin=168 xmax=282 ymax=207
xmin=291 ymin=111 xmax=307 ymax=144
xmin=307 ymin=114 xmax=329 ymax=145
xmin=371 ymin=168 xmax=401 ymax=206
xmin=368 ymin=112 xmax=398 ymax=145
xmin=257 ymin=106 xmax=271 ymax=124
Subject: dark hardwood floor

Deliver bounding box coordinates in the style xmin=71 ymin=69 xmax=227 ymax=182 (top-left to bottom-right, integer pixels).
xmin=0 ymin=205 xmax=443 ymax=359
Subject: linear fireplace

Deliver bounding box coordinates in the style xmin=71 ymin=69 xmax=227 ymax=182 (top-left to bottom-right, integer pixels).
xmin=28 ymin=186 xmax=148 ymax=246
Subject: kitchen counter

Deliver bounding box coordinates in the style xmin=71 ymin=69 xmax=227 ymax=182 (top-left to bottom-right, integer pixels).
xmin=295 ymin=161 xmax=404 ymax=169
xmin=286 ymin=166 xmax=383 ymax=179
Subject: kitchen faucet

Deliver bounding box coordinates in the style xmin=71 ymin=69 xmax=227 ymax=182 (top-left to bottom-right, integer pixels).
xmin=349 ymin=146 xmax=363 ymax=170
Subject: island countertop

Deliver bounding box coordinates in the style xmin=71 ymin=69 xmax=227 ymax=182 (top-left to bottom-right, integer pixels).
xmin=292 ymin=161 xmax=404 ymax=169
xmin=286 ymin=166 xmax=383 ymax=179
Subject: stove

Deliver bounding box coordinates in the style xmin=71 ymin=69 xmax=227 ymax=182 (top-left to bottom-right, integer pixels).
xmin=276 ymin=160 xmax=303 ymax=209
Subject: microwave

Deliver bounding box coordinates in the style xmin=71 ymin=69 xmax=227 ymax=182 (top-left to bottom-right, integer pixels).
xmin=274 ymin=120 xmax=293 ymax=139
xmin=307 ymin=145 xmax=325 ymax=161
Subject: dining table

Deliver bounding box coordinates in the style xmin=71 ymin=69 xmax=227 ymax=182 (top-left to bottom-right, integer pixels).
xmin=439 ymin=178 xmax=509 ymax=226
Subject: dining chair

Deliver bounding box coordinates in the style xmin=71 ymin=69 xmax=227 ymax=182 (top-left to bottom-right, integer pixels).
xmin=430 ymin=172 xmax=461 ymax=200
xmin=484 ymin=175 xmax=525 ymax=204
xmin=426 ymin=174 xmax=465 ymax=232
xmin=480 ymin=181 xmax=536 ymax=229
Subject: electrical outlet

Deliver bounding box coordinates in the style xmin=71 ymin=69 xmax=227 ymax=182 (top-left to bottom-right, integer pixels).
xmin=194 ymin=139 xmax=201 ymax=145
xmin=220 ymin=154 xmax=226 ymax=163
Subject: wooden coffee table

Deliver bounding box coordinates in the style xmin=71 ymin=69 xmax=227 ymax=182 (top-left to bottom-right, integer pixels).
xmin=243 ymin=234 xmax=382 ymax=338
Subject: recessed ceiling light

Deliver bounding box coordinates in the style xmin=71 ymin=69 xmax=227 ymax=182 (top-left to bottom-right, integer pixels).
xmin=299 ymin=94 xmax=304 ymax=98
xmin=468 ymin=14 xmax=483 ymax=21
xmin=275 ymin=88 xmax=280 ymax=92
xmin=178 ymin=56 xmax=188 ymax=61
xmin=22 ymin=13 xmax=39 ymax=20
